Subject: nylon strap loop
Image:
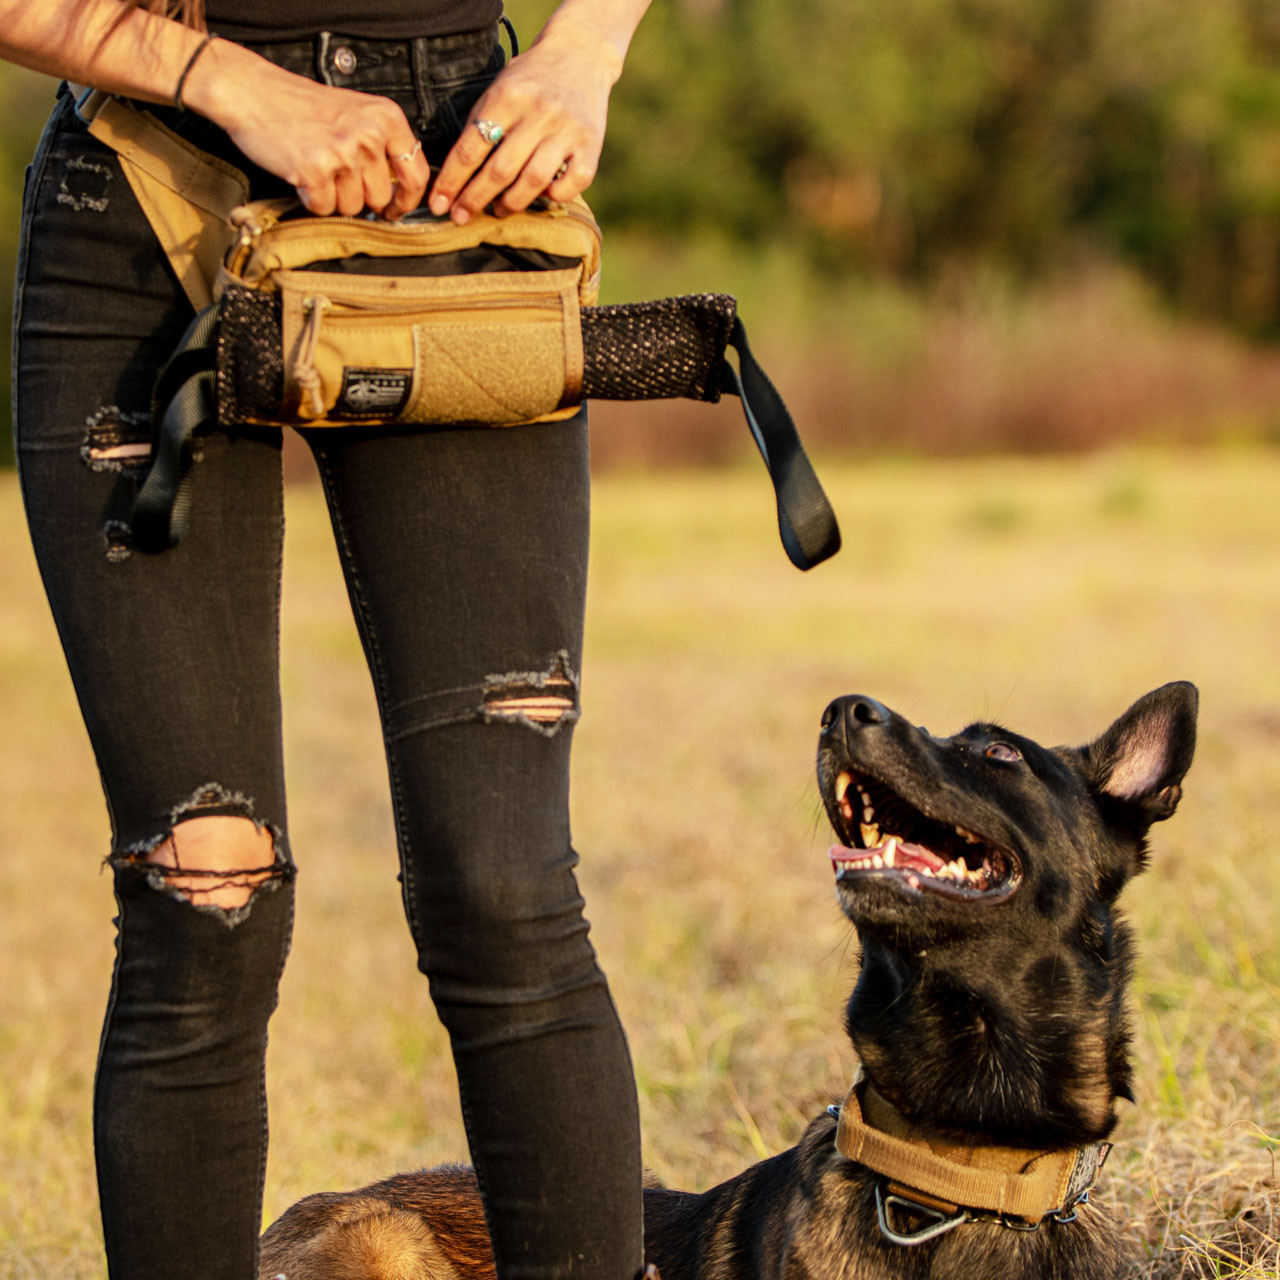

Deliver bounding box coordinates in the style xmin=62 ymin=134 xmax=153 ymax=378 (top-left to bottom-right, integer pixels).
xmin=718 ymin=317 xmax=841 ymax=571
xmin=131 ymin=304 xmax=219 ymax=553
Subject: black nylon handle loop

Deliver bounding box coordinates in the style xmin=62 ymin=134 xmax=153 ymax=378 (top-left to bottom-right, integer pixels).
xmin=718 ymin=317 xmax=841 ymax=571
xmin=131 ymin=303 xmax=218 ymax=552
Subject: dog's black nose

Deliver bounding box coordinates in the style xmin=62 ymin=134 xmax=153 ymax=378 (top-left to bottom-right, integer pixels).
xmin=821 ymin=695 xmax=892 ymax=734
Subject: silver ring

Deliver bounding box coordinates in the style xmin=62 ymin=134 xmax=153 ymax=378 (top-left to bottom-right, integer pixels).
xmin=474 ymin=119 xmax=505 ymax=145
xmin=392 ymin=140 xmax=422 ymax=165
xmin=554 ymin=161 xmax=570 ymax=181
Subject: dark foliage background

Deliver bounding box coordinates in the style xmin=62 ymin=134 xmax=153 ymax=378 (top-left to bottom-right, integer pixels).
xmin=582 ymin=0 xmax=1280 ymax=332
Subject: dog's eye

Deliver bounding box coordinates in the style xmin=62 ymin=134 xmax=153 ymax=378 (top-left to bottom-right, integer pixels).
xmin=985 ymin=742 xmax=1022 ymax=763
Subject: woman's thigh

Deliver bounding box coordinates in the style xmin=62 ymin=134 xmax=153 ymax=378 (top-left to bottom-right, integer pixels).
xmin=305 ymin=414 xmax=591 ymax=969
xmin=14 ymin=92 xmax=290 ymax=853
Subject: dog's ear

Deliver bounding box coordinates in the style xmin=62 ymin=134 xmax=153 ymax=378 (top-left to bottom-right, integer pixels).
xmin=1082 ymin=681 xmax=1198 ymax=837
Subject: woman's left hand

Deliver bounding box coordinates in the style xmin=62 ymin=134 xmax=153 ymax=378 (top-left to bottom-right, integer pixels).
xmin=428 ymin=4 xmax=643 ymax=223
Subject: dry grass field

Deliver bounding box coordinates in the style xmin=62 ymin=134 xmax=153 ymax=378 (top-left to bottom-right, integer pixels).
xmin=1 ymin=447 xmax=1277 ymax=1278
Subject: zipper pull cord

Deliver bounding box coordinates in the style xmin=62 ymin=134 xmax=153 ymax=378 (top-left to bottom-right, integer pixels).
xmin=293 ymin=295 xmax=330 ymax=417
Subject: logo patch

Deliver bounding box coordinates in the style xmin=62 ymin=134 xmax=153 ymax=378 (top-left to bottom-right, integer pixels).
xmin=334 ymin=368 xmax=412 ymax=419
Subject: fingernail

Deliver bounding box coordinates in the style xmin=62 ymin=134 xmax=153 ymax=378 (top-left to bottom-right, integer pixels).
xmin=451 ymin=207 xmax=471 ymax=226
xmin=428 ymin=194 xmax=448 ymax=215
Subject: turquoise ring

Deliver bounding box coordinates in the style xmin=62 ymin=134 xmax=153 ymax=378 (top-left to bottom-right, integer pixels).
xmin=475 ymin=119 xmax=505 ymax=145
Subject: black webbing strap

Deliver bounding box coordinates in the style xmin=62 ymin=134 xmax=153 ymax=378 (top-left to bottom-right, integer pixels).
xmin=131 ymin=303 xmax=218 ymax=553
xmin=718 ymin=316 xmax=841 ymax=570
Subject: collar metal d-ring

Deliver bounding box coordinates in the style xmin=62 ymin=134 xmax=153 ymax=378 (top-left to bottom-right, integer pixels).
xmin=874 ymin=1183 xmax=971 ymax=1247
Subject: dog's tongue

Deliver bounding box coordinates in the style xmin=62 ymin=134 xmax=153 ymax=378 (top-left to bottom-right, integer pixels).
xmin=829 ymin=838 xmax=947 ymax=875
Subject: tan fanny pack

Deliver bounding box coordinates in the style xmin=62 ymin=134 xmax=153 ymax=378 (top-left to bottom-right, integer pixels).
xmin=215 ymin=193 xmax=600 ymax=429
xmin=72 ymin=85 xmax=841 ymax=569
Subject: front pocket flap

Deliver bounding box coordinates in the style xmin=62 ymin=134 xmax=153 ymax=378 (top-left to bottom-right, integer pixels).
xmin=276 ymin=268 xmax=581 ymax=424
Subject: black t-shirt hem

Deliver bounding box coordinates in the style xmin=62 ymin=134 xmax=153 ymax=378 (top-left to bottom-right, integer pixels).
xmin=207 ymin=1 xmax=503 ymax=44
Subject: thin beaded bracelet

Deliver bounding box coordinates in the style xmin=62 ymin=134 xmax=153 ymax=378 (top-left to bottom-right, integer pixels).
xmin=173 ymin=34 xmax=214 ymax=111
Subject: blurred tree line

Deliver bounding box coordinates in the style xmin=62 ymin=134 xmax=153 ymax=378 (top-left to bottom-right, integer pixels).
xmin=2 ymin=0 xmax=1279 ymax=462
xmin=578 ymin=0 xmax=1280 ymax=333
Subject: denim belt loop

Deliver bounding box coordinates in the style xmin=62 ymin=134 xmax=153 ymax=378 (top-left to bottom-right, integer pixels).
xmin=500 ymin=14 xmax=520 ymax=59
xmin=315 ymin=31 xmax=335 ymax=86
xmin=409 ymin=36 xmax=435 ymax=125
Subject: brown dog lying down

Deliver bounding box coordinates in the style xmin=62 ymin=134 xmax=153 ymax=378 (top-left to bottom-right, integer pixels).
xmin=260 ymin=683 xmax=1198 ymax=1280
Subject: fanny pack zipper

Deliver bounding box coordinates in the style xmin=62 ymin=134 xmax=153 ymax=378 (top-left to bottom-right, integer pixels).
xmin=233 ymin=200 xmax=601 ymax=258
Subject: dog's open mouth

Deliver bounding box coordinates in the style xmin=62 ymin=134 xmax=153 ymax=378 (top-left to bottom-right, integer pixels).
xmin=827 ymin=769 xmax=1021 ymax=901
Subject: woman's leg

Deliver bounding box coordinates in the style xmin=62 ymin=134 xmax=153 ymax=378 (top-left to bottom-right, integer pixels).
xmin=308 ymin=415 xmax=644 ymax=1280
xmin=14 ymin=93 xmax=294 ymax=1279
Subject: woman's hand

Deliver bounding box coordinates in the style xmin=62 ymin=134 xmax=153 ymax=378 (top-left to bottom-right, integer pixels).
xmin=0 ymin=0 xmax=429 ymax=220
xmin=429 ymin=0 xmax=651 ymax=224
xmin=185 ymin=43 xmax=430 ymax=219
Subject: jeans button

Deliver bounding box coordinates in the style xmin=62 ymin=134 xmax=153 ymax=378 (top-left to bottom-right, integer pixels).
xmin=333 ymin=45 xmax=357 ymax=75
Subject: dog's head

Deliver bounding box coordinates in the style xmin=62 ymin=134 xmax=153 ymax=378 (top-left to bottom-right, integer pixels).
xmin=816 ymin=683 xmax=1197 ymax=1146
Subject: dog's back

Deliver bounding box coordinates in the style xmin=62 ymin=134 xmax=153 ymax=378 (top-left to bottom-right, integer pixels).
xmin=260 ymin=1168 xmax=494 ymax=1280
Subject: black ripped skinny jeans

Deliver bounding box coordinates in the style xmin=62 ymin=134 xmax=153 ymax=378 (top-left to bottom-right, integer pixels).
xmin=13 ymin=27 xmax=641 ymax=1280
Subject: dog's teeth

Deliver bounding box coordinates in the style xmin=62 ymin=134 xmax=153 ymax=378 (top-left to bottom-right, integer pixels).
xmin=955 ymin=826 xmax=982 ymax=844
xmin=835 ymin=772 xmax=852 ymax=803
xmin=882 ymin=835 xmax=900 ymax=856
xmin=862 ymin=805 xmax=875 ymax=822
xmin=860 ymin=822 xmax=880 ymax=846
xmin=883 ymin=844 xmax=896 ymax=868
xmin=841 ymin=799 xmax=854 ymax=821
xmin=859 ymin=787 xmax=872 ymax=805
xmin=872 ymin=854 xmax=883 ymax=869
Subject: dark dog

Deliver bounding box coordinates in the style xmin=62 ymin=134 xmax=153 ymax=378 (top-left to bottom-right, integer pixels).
xmin=259 ymin=682 xmax=1198 ymax=1280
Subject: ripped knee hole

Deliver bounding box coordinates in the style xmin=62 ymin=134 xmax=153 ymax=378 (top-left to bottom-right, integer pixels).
xmin=484 ymin=673 xmax=576 ymax=724
xmin=481 ymin=652 xmax=580 ymax=734
xmin=113 ymin=808 xmax=288 ymax=915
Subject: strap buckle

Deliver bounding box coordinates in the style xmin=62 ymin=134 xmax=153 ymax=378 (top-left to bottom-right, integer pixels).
xmin=874 ymin=1183 xmax=970 ymax=1247
xmin=68 ymin=82 xmax=111 ymax=126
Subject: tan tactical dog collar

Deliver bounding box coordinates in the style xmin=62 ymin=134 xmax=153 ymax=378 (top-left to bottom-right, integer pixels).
xmin=833 ymin=1070 xmax=1110 ymax=1244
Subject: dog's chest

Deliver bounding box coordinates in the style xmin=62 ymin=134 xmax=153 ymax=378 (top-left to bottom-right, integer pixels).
xmin=788 ymin=1154 xmax=1124 ymax=1280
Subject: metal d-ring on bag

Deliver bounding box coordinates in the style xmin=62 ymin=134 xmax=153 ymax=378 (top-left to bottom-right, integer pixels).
xmin=70 ymin=85 xmax=842 ymax=570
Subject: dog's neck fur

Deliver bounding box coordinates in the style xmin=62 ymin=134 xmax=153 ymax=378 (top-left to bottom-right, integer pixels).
xmin=846 ymin=927 xmax=1132 ymax=1151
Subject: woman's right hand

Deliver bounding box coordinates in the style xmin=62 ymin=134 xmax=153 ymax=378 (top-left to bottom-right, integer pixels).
xmin=184 ymin=39 xmax=430 ymax=220
xmin=0 ymin=3 xmax=429 ymax=219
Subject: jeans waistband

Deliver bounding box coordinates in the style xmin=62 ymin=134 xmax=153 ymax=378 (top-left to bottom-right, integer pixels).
xmin=239 ymin=23 xmax=504 ymax=89
xmin=56 ymin=21 xmax=505 ymax=201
